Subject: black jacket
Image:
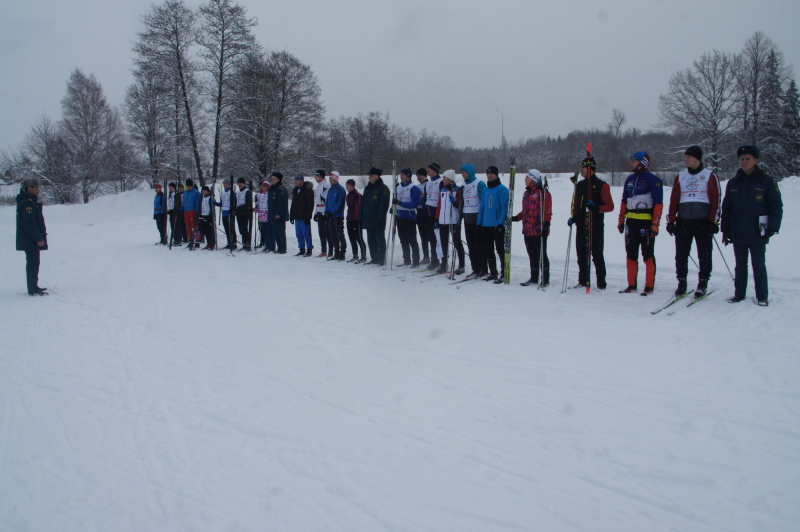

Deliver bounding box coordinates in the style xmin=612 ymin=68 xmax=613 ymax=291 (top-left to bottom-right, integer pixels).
xmin=16 ymin=190 xmax=48 ymax=252
xmin=721 ymin=166 xmax=783 ymax=246
xmin=359 ymin=178 xmax=391 ymax=230
xmin=290 ymin=181 xmax=315 ymax=222
xmin=268 ymin=184 xmax=290 ymax=222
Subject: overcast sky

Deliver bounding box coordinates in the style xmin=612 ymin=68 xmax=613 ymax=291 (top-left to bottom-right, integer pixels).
xmin=2 ymin=0 xmax=799 ymax=152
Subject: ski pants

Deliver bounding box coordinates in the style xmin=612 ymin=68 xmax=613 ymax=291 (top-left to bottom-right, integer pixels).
xmin=366 ymin=226 xmax=387 ymax=265
xmin=481 ymin=225 xmax=505 ymax=276
xmin=424 ymin=206 xmax=440 ymax=261
xmin=439 ymin=222 xmax=465 ymax=270
xmin=222 ymin=212 xmax=236 ymax=248
xmin=273 ymin=220 xmax=287 ymax=253
xmin=155 ymin=213 xmax=167 ymax=244
xmin=464 ymin=219 xmax=483 ymax=275
xmin=417 ymin=211 xmax=433 ymax=259
xmin=183 ymin=211 xmax=197 ymax=245
xmin=347 ymin=221 xmax=367 ymax=259
xmin=236 ymin=211 xmax=251 ymax=248
xmin=316 ymin=215 xmax=331 ymax=253
xmin=328 ymin=217 xmax=347 ymax=257
xmin=295 ymin=219 xmax=313 ymax=250
xmin=575 ymin=223 xmax=607 ymax=288
xmin=168 ymin=210 xmax=182 ymax=244
xmin=25 ymin=249 xmax=40 ymax=294
xmin=260 ymin=221 xmax=275 ymax=251
xmin=396 ymin=218 xmax=420 ymax=265
xmin=525 ymin=235 xmax=550 ymax=285
xmin=200 ymin=215 xmax=216 ymax=248
xmin=733 ymin=243 xmax=768 ymax=300
xmin=674 ymin=218 xmax=712 ymax=282
xmin=624 ymin=218 xmax=656 ymax=288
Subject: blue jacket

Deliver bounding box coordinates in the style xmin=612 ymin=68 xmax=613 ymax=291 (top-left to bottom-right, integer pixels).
xmin=477 ymin=179 xmax=509 ymax=227
xmin=721 ymin=166 xmax=783 ymax=246
xmin=154 ymin=193 xmax=165 ymax=215
xmin=324 ymin=182 xmax=346 ymax=218
xmin=396 ymin=181 xmax=421 ymax=221
xmin=16 ymin=190 xmax=48 ymax=252
xmin=268 ymin=184 xmax=289 ymax=222
xmin=181 ymin=188 xmax=201 ymax=212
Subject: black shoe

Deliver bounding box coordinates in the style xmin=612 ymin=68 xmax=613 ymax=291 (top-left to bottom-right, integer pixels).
xmin=619 ymin=285 xmax=637 ymax=293
xmin=484 ymin=273 xmax=498 ymax=281
xmin=574 ymin=283 xmax=587 ymax=289
xmin=357 ymin=258 xmax=367 ymax=264
xmin=29 ymin=288 xmax=48 ymax=296
xmin=435 ymin=265 xmax=446 ymax=274
xmin=304 ymin=249 xmax=313 ymax=257
xmin=396 ymin=262 xmax=410 ymax=268
xmin=348 ymin=256 xmax=359 ymax=263
xmin=757 ymin=299 xmax=769 ymax=307
xmin=427 ymin=260 xmax=440 ymax=271
xmin=454 ymin=267 xmax=465 ymax=275
xmin=596 ymin=281 xmax=607 ymax=290
xmin=419 ymin=257 xmax=430 ymax=265
xmin=728 ymin=296 xmax=744 ymax=303
xmin=410 ymin=262 xmax=419 ymax=268
xmin=641 ymin=286 xmax=654 ymax=296
xmin=520 ymin=278 xmax=537 ymax=287
xmin=493 ymin=278 xmax=504 ymax=284
xmin=694 ymin=279 xmax=708 ymax=298
xmin=295 ymin=249 xmax=306 ymax=256
xmin=675 ymin=278 xmax=687 ymax=297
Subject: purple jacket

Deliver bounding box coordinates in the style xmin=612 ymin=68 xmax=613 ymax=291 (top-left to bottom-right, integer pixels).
xmin=346 ymin=189 xmax=362 ymax=222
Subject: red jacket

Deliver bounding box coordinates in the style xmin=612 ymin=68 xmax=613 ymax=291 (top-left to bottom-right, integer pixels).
xmin=514 ymin=184 xmax=552 ymax=237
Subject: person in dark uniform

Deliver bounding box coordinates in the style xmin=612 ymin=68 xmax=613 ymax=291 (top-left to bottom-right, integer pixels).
xmin=16 ymin=178 xmax=48 ymax=296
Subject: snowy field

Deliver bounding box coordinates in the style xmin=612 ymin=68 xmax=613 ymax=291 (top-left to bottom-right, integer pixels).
xmin=1 ymin=174 xmax=798 ymax=532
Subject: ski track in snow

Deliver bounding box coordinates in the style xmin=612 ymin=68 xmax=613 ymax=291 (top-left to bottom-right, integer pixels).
xmin=1 ymin=176 xmax=799 ymax=531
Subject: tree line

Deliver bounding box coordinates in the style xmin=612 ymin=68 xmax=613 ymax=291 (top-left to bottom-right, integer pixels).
xmin=2 ymin=0 xmax=798 ymax=204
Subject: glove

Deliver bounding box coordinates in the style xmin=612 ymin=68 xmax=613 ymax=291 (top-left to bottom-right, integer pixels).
xmin=650 ymin=225 xmax=659 ymax=239
xmin=153 ymin=214 xmax=157 ymax=220
xmin=708 ymin=221 xmax=719 ymax=235
xmin=722 ymin=232 xmax=731 ymax=245
xmin=449 ymin=196 xmax=456 ymax=205
xmin=511 ymin=214 xmax=521 ymax=222
xmin=433 ymin=221 xmax=439 ymax=230
xmin=585 ymin=200 xmax=597 ymax=211
xmin=567 ymin=217 xmax=574 ymax=227
xmin=323 ymin=212 xmax=331 ymax=221
xmin=313 ymin=213 xmax=320 ymax=222
xmin=569 ymin=172 xmax=579 ymax=184
xmin=542 ymin=221 xmax=550 ymax=238
xmin=617 ymin=222 xmax=625 ymax=234
xmin=392 ymin=198 xmax=401 ymax=205
xmin=765 ymin=229 xmax=777 ymax=238
xmin=666 ymin=221 xmax=675 ymax=236
xmin=496 ymin=224 xmax=504 ymax=234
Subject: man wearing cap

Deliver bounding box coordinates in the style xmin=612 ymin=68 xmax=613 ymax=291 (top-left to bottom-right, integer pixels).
xmin=721 ymin=145 xmax=783 ymax=306
xmin=459 ymin=163 xmax=486 ymax=278
xmin=153 ymin=183 xmax=167 ymax=245
xmin=392 ymin=168 xmax=422 ymax=267
xmin=268 ymin=172 xmax=289 ymax=254
xmin=568 ymin=156 xmax=614 ymax=289
xmin=666 ymin=146 xmax=721 ymax=298
xmin=290 ymin=174 xmax=315 ymax=256
xmin=617 ymin=151 xmax=664 ymax=295
xmin=255 ymin=181 xmax=274 ymax=251
xmin=345 ymin=179 xmax=367 ymax=263
xmin=234 ymin=178 xmax=253 ymax=250
xmin=181 ymin=178 xmax=201 ymax=250
xmin=324 ymin=171 xmax=347 ymax=261
xmin=478 ymin=166 xmax=509 ymax=283
xmin=415 ymin=168 xmax=433 ymax=264
xmin=313 ymin=169 xmax=332 ymax=257
xmin=16 ymin=178 xmax=48 ymax=296
xmin=513 ymin=169 xmax=552 ymax=286
xmin=423 ymin=162 xmax=443 ymax=269
xmin=359 ymin=167 xmax=391 ymax=265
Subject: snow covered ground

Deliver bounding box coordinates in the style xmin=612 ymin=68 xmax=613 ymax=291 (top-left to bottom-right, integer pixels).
xmin=1 ymin=174 xmax=798 ymax=532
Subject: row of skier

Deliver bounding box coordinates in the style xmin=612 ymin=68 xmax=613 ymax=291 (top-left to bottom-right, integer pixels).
xmin=151 ymin=144 xmax=783 ymax=306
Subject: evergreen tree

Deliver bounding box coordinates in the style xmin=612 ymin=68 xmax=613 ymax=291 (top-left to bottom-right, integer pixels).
xmin=782 ymin=80 xmax=800 ymax=176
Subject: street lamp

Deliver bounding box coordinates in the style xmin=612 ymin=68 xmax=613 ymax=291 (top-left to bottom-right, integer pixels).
xmin=495 ymin=109 xmax=505 ymax=150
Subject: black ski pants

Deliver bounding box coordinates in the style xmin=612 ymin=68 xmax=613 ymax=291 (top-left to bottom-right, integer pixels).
xmin=168 ymin=210 xmax=183 ymax=244
xmin=316 ymin=215 xmax=331 ymax=253
xmin=222 ymin=214 xmax=236 ymax=248
xmin=733 ymin=243 xmax=768 ymax=300
xmin=464 ymin=220 xmax=483 ymax=274
xmin=366 ymin=227 xmax=386 ymax=265
xmin=575 ymin=224 xmax=607 ymax=288
xmin=199 ymin=215 xmax=216 ymax=248
xmin=236 ymin=211 xmax=251 ymax=248
xmin=273 ymin=220 xmax=287 ymax=253
xmin=417 ymin=210 xmax=433 ymax=259
xmin=525 ymin=235 xmax=550 ymax=285
xmin=327 ymin=217 xmax=347 ymax=257
xmin=481 ymin=225 xmax=505 ymax=276
xmin=674 ymin=218 xmax=712 ymax=281
xmin=155 ymin=214 xmax=167 ymax=244
xmin=396 ymin=218 xmax=420 ymax=265
xmin=439 ymin=222 xmax=465 ymax=270
xmin=424 ymin=206 xmax=439 ymax=261
xmin=347 ymin=221 xmax=367 ymax=259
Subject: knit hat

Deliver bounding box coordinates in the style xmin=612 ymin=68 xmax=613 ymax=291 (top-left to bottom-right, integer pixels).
xmin=202 ymin=186 xmax=210 ymax=192
xmin=526 ymin=169 xmax=543 ymax=184
xmin=270 ymin=171 xmax=283 ymax=181
xmin=314 ymin=169 xmax=326 ymax=178
xmin=400 ymin=168 xmax=413 ymax=178
xmin=294 ymin=174 xmax=304 ymax=182
xmin=580 ymin=157 xmax=596 ymax=169
xmin=684 ymin=145 xmax=703 ymax=161
xmin=237 ymin=177 xmax=246 ymax=184
xmin=168 ymin=182 xmax=177 ymax=189
xmin=416 ymin=168 xmax=427 ymax=177
xmin=346 ymin=178 xmax=356 ymax=187
xmin=328 ymin=171 xmax=341 ymax=181
xmin=630 ymin=151 xmax=651 ymax=170
xmin=442 ymin=169 xmax=457 ymax=183
xmin=185 ymin=178 xmax=194 ymax=187
xmin=153 ymin=183 xmax=162 ymax=189
xmin=223 ymin=177 xmax=231 ymax=184
xmin=737 ymin=145 xmax=760 ymax=159
xmin=260 ymin=181 xmax=269 ymax=188
xmin=428 ymin=162 xmax=441 ymax=173
xmin=368 ymin=167 xmax=382 ymax=176
xmin=486 ymin=165 xmax=499 ymax=176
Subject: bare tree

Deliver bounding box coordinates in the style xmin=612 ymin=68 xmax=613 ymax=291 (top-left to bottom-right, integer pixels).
xmin=604 ymin=108 xmax=627 ymax=183
xmin=198 ymin=0 xmax=257 ymax=184
xmin=658 ymin=50 xmax=741 ymax=171
xmin=125 ymin=65 xmax=172 ymax=186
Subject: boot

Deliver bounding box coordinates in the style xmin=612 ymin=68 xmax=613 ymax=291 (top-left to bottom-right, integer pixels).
xmin=454 ymin=267 xmax=465 ymax=275
xmin=675 ymin=278 xmax=687 ymax=297
xmin=419 ymin=257 xmax=430 ymax=265
xmin=295 ymin=248 xmax=306 ymax=256
xmin=619 ymin=285 xmax=637 ymax=293
xmin=304 ymin=249 xmax=313 ymax=257
xmin=641 ymin=286 xmax=654 ymax=296
xmin=694 ymin=279 xmax=708 ymax=298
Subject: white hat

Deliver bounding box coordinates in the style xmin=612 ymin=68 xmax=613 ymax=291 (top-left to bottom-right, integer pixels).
xmin=526 ymin=169 xmax=543 ymax=183
xmin=442 ymin=169 xmax=457 ymax=182
xmin=328 ymin=171 xmax=341 ymax=181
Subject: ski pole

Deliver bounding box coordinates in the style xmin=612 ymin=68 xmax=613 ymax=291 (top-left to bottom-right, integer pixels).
xmin=713 ymin=235 xmax=735 ymax=281
xmin=561 ymin=225 xmax=572 ymax=293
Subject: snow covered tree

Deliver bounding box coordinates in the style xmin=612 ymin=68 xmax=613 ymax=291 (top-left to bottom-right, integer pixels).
xmin=780 ymin=80 xmax=800 ymax=176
